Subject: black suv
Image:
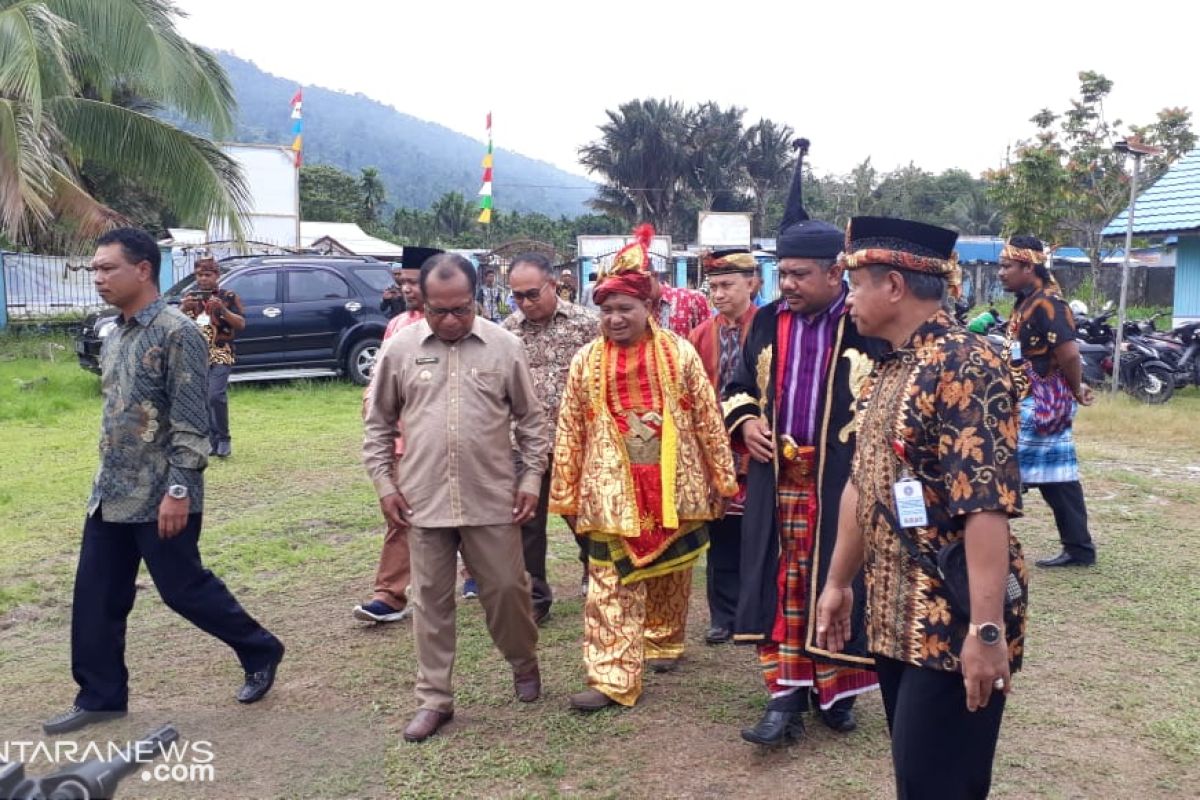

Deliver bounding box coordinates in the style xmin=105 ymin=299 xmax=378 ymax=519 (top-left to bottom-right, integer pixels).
xmin=76 ymin=255 xmax=396 ymax=385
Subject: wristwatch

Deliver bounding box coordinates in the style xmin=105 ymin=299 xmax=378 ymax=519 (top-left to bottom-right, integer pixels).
xmin=167 ymin=484 xmax=189 ymax=500
xmin=969 ymin=622 xmax=1003 ymax=646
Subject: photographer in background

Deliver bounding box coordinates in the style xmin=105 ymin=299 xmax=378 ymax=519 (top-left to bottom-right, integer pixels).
xmin=180 ymin=257 xmax=244 ymax=458
xmin=381 ymin=262 xmax=408 ymax=318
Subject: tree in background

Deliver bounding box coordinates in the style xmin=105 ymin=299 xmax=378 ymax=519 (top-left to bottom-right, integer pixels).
xmin=988 ymin=71 xmax=1195 ymax=299
xmin=360 ymin=167 xmax=386 ymax=225
xmin=0 ymin=0 xmax=248 ymax=248
xmin=578 ymin=99 xmax=692 ymax=237
xmin=742 ymin=119 xmax=796 ymax=235
xmin=300 ymin=164 xmax=364 ymax=222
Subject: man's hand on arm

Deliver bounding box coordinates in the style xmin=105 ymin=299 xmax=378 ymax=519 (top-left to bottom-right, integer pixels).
xmin=1054 ymin=340 xmax=1092 ymax=405
xmin=513 ymin=491 xmax=538 ymax=525
xmin=379 ymin=491 xmax=413 ymax=528
xmin=815 ymin=481 xmax=866 ymax=653
xmin=741 ymin=417 xmax=775 ymax=463
xmin=158 ymin=494 xmax=189 ymax=539
xmin=961 ymin=510 xmax=1012 ymax=712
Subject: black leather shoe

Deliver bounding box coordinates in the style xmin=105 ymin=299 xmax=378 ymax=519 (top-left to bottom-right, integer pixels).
xmin=741 ymin=710 xmax=805 ymax=745
xmin=1035 ymin=551 xmax=1096 ymax=568
xmin=704 ymin=626 xmax=732 ymax=645
xmin=819 ymin=705 xmax=858 ymax=733
xmin=237 ymin=643 xmax=284 ymax=704
xmin=43 ymin=705 xmax=126 ymax=735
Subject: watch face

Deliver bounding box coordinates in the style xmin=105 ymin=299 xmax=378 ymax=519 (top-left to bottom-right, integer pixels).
xmin=979 ymin=623 xmax=1002 ymax=645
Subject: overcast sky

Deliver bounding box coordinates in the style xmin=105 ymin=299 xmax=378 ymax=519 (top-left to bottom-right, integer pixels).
xmin=176 ymin=0 xmax=1198 ymax=182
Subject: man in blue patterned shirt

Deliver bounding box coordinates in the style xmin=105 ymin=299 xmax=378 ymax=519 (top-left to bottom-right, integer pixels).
xmin=43 ymin=229 xmax=285 ymax=736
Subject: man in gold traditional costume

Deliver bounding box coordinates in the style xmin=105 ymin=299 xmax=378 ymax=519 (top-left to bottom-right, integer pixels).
xmin=549 ymin=224 xmax=737 ymax=711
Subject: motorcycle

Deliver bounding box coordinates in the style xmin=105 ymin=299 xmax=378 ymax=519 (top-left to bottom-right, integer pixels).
xmin=1072 ymin=301 xmax=1174 ymax=404
xmin=1140 ymin=320 xmax=1200 ymax=390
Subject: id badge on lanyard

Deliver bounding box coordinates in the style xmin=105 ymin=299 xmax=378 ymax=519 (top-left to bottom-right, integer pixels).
xmin=891 ymin=439 xmax=928 ymax=529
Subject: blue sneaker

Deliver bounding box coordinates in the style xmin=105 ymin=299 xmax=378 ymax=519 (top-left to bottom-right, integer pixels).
xmin=462 ymin=578 xmax=479 ymax=600
xmin=353 ymin=599 xmax=411 ymax=623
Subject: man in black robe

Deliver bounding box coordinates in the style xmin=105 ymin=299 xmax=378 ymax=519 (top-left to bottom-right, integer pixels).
xmin=722 ymin=139 xmax=882 ymax=746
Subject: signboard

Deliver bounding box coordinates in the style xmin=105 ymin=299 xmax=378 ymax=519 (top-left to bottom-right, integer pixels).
xmin=208 ymin=144 xmax=300 ymax=247
xmin=697 ymin=212 xmax=752 ymax=247
xmin=577 ymin=234 xmax=674 ymax=273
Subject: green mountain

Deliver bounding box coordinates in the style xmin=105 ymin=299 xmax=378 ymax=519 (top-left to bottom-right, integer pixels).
xmin=217 ymin=52 xmax=595 ymax=217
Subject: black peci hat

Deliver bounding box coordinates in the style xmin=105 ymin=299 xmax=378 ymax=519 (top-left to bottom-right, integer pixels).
xmin=400 ymin=246 xmax=444 ymax=271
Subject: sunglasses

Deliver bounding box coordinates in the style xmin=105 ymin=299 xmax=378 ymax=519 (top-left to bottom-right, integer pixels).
xmin=511 ymin=281 xmax=552 ymax=303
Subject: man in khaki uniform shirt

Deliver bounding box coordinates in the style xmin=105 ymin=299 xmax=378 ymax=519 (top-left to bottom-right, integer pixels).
xmin=364 ymin=254 xmax=547 ymax=742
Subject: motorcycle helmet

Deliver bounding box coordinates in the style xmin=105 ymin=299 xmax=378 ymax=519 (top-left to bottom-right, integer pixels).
xmin=1069 ymin=299 xmax=1089 ymax=317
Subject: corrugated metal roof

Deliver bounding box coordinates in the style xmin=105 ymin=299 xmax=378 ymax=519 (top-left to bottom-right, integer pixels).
xmin=299 ymin=222 xmax=405 ymax=257
xmin=1103 ymin=147 xmax=1200 ymax=237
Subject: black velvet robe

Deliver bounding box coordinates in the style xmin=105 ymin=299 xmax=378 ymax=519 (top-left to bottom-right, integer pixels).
xmin=721 ymin=301 xmax=885 ymax=667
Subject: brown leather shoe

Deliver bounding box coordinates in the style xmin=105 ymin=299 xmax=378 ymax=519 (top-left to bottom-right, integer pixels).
xmin=514 ymin=663 xmax=541 ymax=703
xmin=646 ymin=658 xmax=679 ymax=673
xmin=568 ymin=688 xmax=617 ymax=712
xmin=403 ymin=709 xmax=453 ymax=742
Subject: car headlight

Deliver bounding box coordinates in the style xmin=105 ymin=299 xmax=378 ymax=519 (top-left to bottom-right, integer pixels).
xmin=97 ymin=320 xmax=117 ymax=338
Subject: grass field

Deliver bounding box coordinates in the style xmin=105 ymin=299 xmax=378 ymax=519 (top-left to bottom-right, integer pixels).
xmin=1 ymin=339 xmax=1197 ymax=799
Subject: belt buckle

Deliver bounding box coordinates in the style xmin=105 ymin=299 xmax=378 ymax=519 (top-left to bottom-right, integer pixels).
xmin=779 ymin=435 xmax=814 ymax=478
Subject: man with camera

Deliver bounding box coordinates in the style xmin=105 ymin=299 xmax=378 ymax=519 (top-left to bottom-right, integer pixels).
xmin=180 ymin=257 xmax=244 ymax=458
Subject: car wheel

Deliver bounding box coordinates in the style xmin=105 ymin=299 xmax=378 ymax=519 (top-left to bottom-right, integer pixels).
xmin=346 ymin=338 xmax=381 ymax=386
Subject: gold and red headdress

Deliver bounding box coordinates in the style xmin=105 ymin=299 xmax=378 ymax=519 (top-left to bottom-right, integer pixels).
xmin=593 ymin=223 xmax=655 ymax=304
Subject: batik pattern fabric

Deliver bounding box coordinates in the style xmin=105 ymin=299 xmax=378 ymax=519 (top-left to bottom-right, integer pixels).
xmin=688 ymin=306 xmax=757 ymax=514
xmin=184 ymin=288 xmax=242 ymax=366
xmin=88 ymin=299 xmax=209 ymax=522
xmin=754 ymin=458 xmax=878 ymax=708
xmin=1010 ymin=285 xmax=1077 ymax=380
xmin=583 ymin=561 xmax=692 ymax=705
xmin=658 ymin=285 xmax=711 ymax=337
xmin=851 ymin=310 xmax=1027 ymax=674
xmin=502 ymin=300 xmax=599 ymax=445
xmin=549 ymin=327 xmax=737 ymax=558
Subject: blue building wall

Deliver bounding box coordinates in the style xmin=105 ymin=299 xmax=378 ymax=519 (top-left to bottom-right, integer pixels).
xmin=1176 ymin=236 xmax=1200 ymax=323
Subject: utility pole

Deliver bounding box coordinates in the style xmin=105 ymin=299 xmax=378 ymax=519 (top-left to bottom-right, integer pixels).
xmin=1110 ymin=138 xmax=1163 ymax=393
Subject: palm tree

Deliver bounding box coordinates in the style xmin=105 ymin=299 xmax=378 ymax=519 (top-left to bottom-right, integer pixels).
xmin=578 ymin=98 xmax=691 ymax=236
xmin=685 ymin=102 xmax=747 ymax=211
xmin=359 ymin=167 xmax=385 ymax=224
xmin=0 ymin=0 xmax=248 ymax=244
xmin=742 ymin=119 xmax=794 ymax=235
xmin=431 ymin=191 xmax=476 ymax=239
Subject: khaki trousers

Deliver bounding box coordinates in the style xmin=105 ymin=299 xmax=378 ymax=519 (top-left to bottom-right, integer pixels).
xmin=372 ymin=520 xmax=410 ymax=609
xmin=408 ymin=523 xmax=538 ymax=713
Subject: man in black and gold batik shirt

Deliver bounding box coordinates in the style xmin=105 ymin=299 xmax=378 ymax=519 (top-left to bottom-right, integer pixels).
xmin=815 ymin=217 xmax=1026 ymax=800
xmin=181 ymin=257 xmax=245 ymax=458
xmin=44 ymin=229 xmax=283 ymax=737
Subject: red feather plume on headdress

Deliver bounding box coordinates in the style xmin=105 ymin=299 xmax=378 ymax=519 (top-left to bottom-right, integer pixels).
xmin=594 ymin=222 xmax=656 ymax=303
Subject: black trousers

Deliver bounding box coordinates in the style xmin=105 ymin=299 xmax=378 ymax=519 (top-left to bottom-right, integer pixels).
xmin=519 ymin=464 xmax=554 ymax=615
xmin=705 ymin=513 xmax=741 ymax=630
xmin=207 ymin=363 xmax=232 ymax=447
xmin=71 ymin=509 xmax=281 ymax=711
xmin=875 ymin=656 xmax=1007 ymax=800
xmin=1034 ymin=481 xmax=1096 ymax=561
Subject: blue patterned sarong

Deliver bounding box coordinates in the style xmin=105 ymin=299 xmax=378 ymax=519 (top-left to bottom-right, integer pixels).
xmin=1018 ymin=395 xmax=1079 ymax=484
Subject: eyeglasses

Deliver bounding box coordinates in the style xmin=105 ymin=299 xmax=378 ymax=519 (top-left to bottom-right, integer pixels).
xmin=511 ymin=281 xmax=551 ymax=303
xmin=424 ymin=303 xmax=474 ymax=318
